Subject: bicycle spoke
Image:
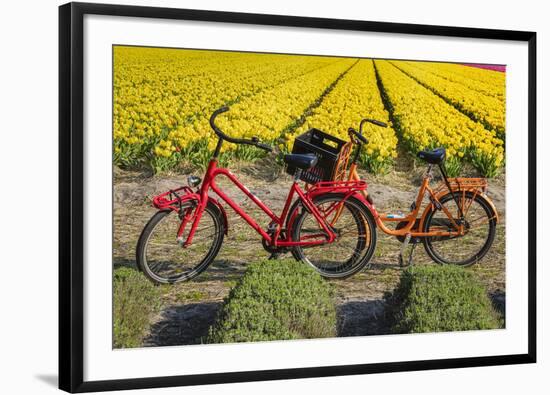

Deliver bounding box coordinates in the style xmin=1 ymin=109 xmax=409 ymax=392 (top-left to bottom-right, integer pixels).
xmin=425 ymin=193 xmax=494 ymax=265
xmin=468 ymin=215 xmax=491 ymax=226
xmin=142 ymin=206 xmax=221 ymax=281
xmin=294 ymin=196 xmax=375 ymax=277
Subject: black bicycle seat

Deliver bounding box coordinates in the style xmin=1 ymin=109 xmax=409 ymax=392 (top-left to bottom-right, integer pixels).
xmin=283 ymin=153 xmax=318 ymax=169
xmin=417 ymin=147 xmax=446 ymax=164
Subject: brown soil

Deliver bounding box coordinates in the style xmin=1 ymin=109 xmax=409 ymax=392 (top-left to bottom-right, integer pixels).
xmin=113 ymin=157 xmax=506 ymax=346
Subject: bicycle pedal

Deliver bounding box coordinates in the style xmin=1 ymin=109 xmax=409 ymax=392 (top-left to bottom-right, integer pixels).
xmin=268 ymin=252 xmax=281 ymax=260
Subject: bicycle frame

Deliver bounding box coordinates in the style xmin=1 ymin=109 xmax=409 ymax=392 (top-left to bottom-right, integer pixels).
xmin=173 ymin=159 xmax=360 ymax=249
xmin=350 ymin=162 xmax=463 ymax=236
xmin=347 ymin=159 xmax=498 ymax=238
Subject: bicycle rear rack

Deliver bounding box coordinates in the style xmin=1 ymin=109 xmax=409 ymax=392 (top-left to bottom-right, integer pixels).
xmin=152 ymin=186 xmax=198 ymax=210
xmin=434 ymin=177 xmax=488 ymax=194
xmin=307 ymin=179 xmax=368 ymax=194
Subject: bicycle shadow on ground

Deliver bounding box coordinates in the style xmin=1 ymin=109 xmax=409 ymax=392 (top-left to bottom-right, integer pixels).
xmin=144 ymin=299 xmax=394 ymax=347
xmin=367 ymin=261 xmax=403 ymax=270
xmin=113 ymin=258 xmax=138 ymax=269
xmin=490 ymin=290 xmax=506 ymax=325
xmin=337 ymin=299 xmax=391 ymax=337
xmin=191 ymin=259 xmax=247 ymax=283
xmin=112 ymin=257 xmax=247 ymax=283
xmin=144 ymin=302 xmax=222 ymax=347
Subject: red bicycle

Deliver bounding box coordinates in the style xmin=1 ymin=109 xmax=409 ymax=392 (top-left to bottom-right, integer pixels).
xmin=136 ymin=107 xmax=377 ymax=284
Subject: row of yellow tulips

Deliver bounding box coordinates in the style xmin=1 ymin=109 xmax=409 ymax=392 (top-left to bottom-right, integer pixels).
xmin=286 ymin=59 xmax=397 ymax=173
xmin=114 ymin=46 xmax=341 ymax=167
xmin=113 ymin=47 xmax=506 ymax=177
xmin=389 ymin=60 xmax=505 ymax=137
xmin=374 ymin=60 xmax=504 ymax=176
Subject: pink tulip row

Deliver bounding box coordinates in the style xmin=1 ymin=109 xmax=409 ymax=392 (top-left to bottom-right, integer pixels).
xmin=463 ymin=63 xmax=506 ymax=72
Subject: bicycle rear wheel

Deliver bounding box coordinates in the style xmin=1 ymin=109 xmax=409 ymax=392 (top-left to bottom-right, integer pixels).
xmin=136 ymin=201 xmax=225 ymax=284
xmin=291 ymin=194 xmax=376 ymax=278
xmin=423 ymin=191 xmax=497 ymax=266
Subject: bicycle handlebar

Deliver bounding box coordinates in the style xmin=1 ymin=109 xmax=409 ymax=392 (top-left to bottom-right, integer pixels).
xmin=256 ymin=142 xmax=273 ymax=152
xmin=348 ymin=128 xmax=368 ymax=145
xmin=348 ymin=116 xmax=387 ymax=161
xmin=209 ymin=107 xmax=273 ymax=152
xmin=359 ymin=118 xmax=388 ymax=134
xmin=347 ymin=118 xmax=387 ymax=147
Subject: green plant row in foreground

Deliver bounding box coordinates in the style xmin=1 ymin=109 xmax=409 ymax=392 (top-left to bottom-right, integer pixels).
xmin=206 ymin=259 xmax=337 ymax=343
xmin=113 ymin=266 xmax=162 ymax=348
xmin=386 ymin=265 xmax=501 ymax=333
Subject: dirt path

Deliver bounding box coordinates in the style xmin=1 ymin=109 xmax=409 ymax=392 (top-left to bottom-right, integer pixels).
xmin=113 ymin=158 xmax=506 ymax=346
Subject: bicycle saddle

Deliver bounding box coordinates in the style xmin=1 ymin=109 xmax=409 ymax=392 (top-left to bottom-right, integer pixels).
xmin=417 ymin=147 xmax=446 ymax=164
xmin=283 ymin=153 xmax=318 ymax=169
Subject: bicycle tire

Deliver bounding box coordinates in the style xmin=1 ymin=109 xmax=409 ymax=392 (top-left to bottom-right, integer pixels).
xmin=422 ymin=191 xmax=497 ymax=266
xmin=136 ymin=201 xmax=225 ymax=284
xmin=290 ymin=193 xmax=377 ymax=278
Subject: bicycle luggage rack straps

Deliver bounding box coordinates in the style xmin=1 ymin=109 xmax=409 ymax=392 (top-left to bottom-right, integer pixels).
xmin=152 ymin=186 xmax=198 ymax=210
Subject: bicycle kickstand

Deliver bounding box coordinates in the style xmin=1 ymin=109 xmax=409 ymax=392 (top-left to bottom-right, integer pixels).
xmin=398 ymin=233 xmax=416 ymax=267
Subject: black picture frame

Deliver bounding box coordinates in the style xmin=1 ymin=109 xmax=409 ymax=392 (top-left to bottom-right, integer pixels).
xmin=59 ymin=2 xmax=537 ymax=393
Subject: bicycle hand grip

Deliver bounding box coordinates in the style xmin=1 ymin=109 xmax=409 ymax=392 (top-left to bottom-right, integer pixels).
xmin=348 ymin=128 xmax=368 ymax=144
xmin=256 ymin=142 xmax=273 ymax=152
xmin=369 ymin=119 xmax=387 ymax=128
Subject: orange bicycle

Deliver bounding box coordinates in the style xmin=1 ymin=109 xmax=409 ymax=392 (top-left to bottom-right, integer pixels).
xmin=294 ymin=118 xmax=499 ymax=267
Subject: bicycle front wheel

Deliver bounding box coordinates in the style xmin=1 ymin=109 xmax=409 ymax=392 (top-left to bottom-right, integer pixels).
xmin=136 ymin=201 xmax=225 ymax=284
xmin=291 ymin=194 xmax=377 ymax=279
xmin=423 ymin=191 xmax=497 ymax=266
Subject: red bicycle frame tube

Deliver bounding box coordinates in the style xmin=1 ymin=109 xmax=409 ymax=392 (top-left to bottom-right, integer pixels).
xmin=184 ymin=159 xmax=341 ymax=248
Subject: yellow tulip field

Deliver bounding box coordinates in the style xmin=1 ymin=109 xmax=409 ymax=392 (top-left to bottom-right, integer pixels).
xmin=113 ymin=46 xmax=506 ymax=177
xmin=388 ymin=60 xmax=505 ymax=137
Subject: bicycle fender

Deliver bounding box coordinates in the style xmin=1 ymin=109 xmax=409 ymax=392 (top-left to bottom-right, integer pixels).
xmin=348 ymin=192 xmax=378 ymax=219
xmin=151 ymin=188 xmax=228 ymax=235
xmin=208 ymin=197 xmax=229 ymax=235
xmin=418 ymin=203 xmax=435 ymax=232
xmin=436 ymin=189 xmax=499 ymax=223
xmin=476 ymin=193 xmax=499 ymax=223
xmin=419 ymin=190 xmax=455 ymax=231
xmin=419 ymin=190 xmax=499 ymax=231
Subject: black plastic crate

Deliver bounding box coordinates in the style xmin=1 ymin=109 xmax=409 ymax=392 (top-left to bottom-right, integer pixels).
xmin=286 ymin=128 xmax=348 ymax=184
